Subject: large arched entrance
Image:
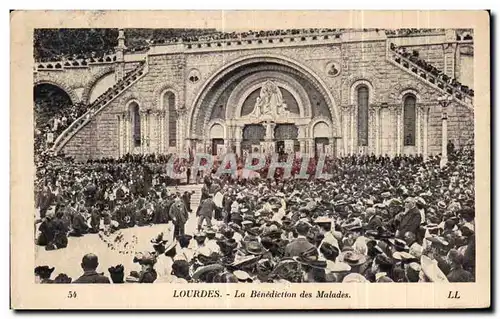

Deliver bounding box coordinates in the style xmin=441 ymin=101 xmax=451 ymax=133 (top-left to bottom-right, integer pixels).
xmin=187 ymin=55 xmax=342 ymax=157
xmin=33 ymin=83 xmax=74 ymax=129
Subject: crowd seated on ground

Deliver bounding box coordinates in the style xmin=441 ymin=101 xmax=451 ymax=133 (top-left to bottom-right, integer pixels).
xmin=390 ymin=43 xmax=474 ymax=97
xmin=35 ymin=146 xmax=475 ymax=283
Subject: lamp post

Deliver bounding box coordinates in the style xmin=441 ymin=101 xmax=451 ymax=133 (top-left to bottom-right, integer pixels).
xmin=437 ymin=94 xmax=453 ymax=168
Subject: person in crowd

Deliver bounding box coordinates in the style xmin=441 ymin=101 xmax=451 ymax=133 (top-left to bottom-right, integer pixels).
xmin=169 ymin=194 xmax=189 ymax=238
xmin=73 ymin=254 xmax=111 ymax=284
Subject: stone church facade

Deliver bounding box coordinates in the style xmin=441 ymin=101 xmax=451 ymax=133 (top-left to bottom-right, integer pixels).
xmin=34 ymin=29 xmax=475 ymax=161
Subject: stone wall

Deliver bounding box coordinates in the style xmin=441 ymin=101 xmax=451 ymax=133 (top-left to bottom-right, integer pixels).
xmin=58 ymin=34 xmax=475 ymax=160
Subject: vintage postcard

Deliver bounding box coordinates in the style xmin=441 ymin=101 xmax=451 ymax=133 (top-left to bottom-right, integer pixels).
xmin=10 ymin=10 xmax=490 ymax=309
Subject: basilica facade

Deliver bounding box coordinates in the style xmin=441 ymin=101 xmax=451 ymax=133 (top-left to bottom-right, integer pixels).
xmin=34 ymin=29 xmax=475 ymax=161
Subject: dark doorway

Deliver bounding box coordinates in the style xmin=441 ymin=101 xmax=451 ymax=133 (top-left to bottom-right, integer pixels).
xmin=212 ymin=138 xmax=224 ymax=156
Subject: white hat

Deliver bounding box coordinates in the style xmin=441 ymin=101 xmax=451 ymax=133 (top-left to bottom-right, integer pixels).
xmin=342 ymin=273 xmax=368 ymax=283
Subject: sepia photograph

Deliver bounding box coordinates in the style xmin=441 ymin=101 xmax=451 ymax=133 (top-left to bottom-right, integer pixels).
xmin=11 ymin=10 xmax=490 ymax=309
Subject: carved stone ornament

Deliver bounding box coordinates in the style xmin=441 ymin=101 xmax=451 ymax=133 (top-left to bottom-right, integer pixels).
xmin=188 ymin=68 xmax=201 ymax=84
xmin=326 ymin=61 xmax=341 ymax=77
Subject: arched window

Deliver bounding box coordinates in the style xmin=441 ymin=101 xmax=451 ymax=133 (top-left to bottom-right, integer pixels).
xmin=357 ymin=86 xmax=369 ymax=146
xmin=403 ymin=94 xmax=416 ymax=146
xmin=164 ymin=92 xmax=177 ymax=147
xmin=130 ymin=102 xmax=141 ymax=147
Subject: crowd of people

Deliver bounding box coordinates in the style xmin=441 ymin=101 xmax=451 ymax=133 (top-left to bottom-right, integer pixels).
xmin=390 ymin=43 xmax=474 ymax=97
xmin=385 ymin=28 xmax=445 ymax=36
xmin=150 ymin=28 xmax=345 ymax=45
xmin=36 ymin=50 xmax=117 ymax=64
xmin=35 ymin=146 xmax=475 ymax=284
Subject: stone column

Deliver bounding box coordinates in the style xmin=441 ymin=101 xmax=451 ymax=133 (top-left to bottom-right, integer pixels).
xmin=118 ymin=114 xmax=123 ymax=157
xmin=416 ymin=107 xmax=421 ymax=155
xmin=234 ymin=126 xmax=242 ymax=157
xmin=176 ymin=106 xmax=187 ymax=154
xmin=158 ymin=111 xmax=163 ymax=153
xmin=350 ymin=106 xmax=355 ymax=154
xmin=308 ymin=138 xmax=315 ymax=156
xmin=299 ymin=139 xmax=306 ymax=155
xmin=140 ymin=110 xmax=147 ymax=153
xmin=396 ymin=106 xmax=402 ymax=155
xmin=328 ymin=138 xmax=335 ymax=156
xmin=125 ymin=113 xmax=131 ymax=154
xmin=423 ymin=106 xmax=430 ymax=160
xmin=440 ymin=105 xmax=449 ymax=168
xmin=370 ymin=104 xmax=381 ymax=156
xmin=341 ymin=105 xmax=350 ymax=156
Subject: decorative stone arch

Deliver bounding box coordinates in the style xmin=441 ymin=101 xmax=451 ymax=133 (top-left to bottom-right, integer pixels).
xmin=350 ymin=79 xmax=375 ymax=106
xmin=81 ymin=67 xmax=115 ymax=104
xmin=188 ymin=54 xmax=341 ymax=139
xmin=207 ymin=119 xmax=227 ymax=139
xmin=33 ymin=79 xmax=80 ymax=104
xmin=398 ymin=88 xmax=422 ymax=104
xmin=224 ymin=71 xmax=312 ymax=119
xmin=153 ymin=82 xmax=183 ymax=111
xmin=308 ymin=116 xmax=336 ymax=139
xmin=125 ymin=98 xmax=142 ymax=111
xmin=120 ymin=95 xmax=142 ymax=112
xmin=199 ymin=64 xmax=316 ymax=135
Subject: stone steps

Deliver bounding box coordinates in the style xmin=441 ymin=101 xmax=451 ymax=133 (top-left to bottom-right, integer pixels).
xmin=167 ymin=183 xmax=204 ymax=211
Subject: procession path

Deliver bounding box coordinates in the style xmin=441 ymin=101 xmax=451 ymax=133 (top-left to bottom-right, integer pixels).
xmin=34 ymin=184 xmax=207 ymax=281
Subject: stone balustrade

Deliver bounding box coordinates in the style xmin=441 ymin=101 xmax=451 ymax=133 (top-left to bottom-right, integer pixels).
xmin=51 ymin=61 xmax=147 ymax=153
xmin=388 ymin=49 xmax=474 ymax=108
xmin=35 ymin=54 xmax=117 ymax=71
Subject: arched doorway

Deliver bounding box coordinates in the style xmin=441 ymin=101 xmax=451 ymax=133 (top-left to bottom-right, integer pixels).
xmin=34 ymin=83 xmax=74 ymax=129
xmin=274 ymin=124 xmax=299 ymax=155
xmin=187 ymin=55 xmax=343 ymax=155
xmin=313 ymin=121 xmax=331 ymax=158
xmin=242 ymin=124 xmax=265 ymax=154
xmin=209 ymin=123 xmax=225 ymax=156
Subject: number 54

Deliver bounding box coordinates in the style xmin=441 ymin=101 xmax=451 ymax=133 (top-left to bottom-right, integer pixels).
xmin=67 ymin=291 xmax=77 ymax=298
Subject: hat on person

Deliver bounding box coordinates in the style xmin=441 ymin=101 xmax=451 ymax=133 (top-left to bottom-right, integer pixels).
xmin=381 ymin=192 xmax=392 ymax=199
xmin=342 ymin=218 xmax=363 ymax=231
xmin=192 ymin=264 xmax=224 ymax=281
xmin=388 ymin=238 xmax=410 ymax=252
xmin=194 ymin=232 xmax=207 ymax=241
xmin=53 ymin=273 xmax=72 ymax=283
xmin=314 ymin=216 xmax=332 ymax=224
xmin=164 ymin=238 xmax=178 ymax=254
xmin=35 ymin=266 xmax=55 ymax=278
xmin=425 ymin=235 xmax=449 ymax=247
xmin=246 ymin=227 xmax=262 ymax=237
xmin=461 ymin=222 xmax=475 ymax=235
xmin=233 ymin=270 xmax=252 ymax=282
xmin=320 ymin=241 xmax=340 ymax=261
xmin=392 ymin=251 xmax=417 ymax=262
xmin=243 ymin=240 xmax=267 ymax=255
xmin=241 ymin=220 xmax=253 ymax=228
xmin=342 ymin=273 xmax=369 ymax=283
xmin=133 ymin=251 xmax=157 ymax=265
xmin=338 ymin=250 xmax=367 ymax=267
xmin=388 ymin=198 xmax=403 ymax=207
xmin=437 ymin=201 xmax=447 ymax=209
xmin=294 ymin=247 xmax=327 ymax=269
xmin=230 ymin=254 xmax=260 ymax=268
xmin=325 ymin=260 xmax=351 ymax=273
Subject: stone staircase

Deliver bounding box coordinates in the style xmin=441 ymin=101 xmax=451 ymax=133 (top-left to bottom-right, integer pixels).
xmin=51 ymin=59 xmax=149 ymax=154
xmin=167 ymin=183 xmax=204 ymax=212
xmin=386 ymin=46 xmax=474 ymax=110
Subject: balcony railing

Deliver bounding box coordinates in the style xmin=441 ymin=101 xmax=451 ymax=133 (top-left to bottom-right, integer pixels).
xmin=388 ymin=48 xmax=473 ymax=107
xmin=52 ymin=61 xmax=147 ymax=153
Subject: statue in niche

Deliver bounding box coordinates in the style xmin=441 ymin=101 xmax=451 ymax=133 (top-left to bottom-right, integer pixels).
xmin=249 ymin=80 xmax=285 ymax=118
